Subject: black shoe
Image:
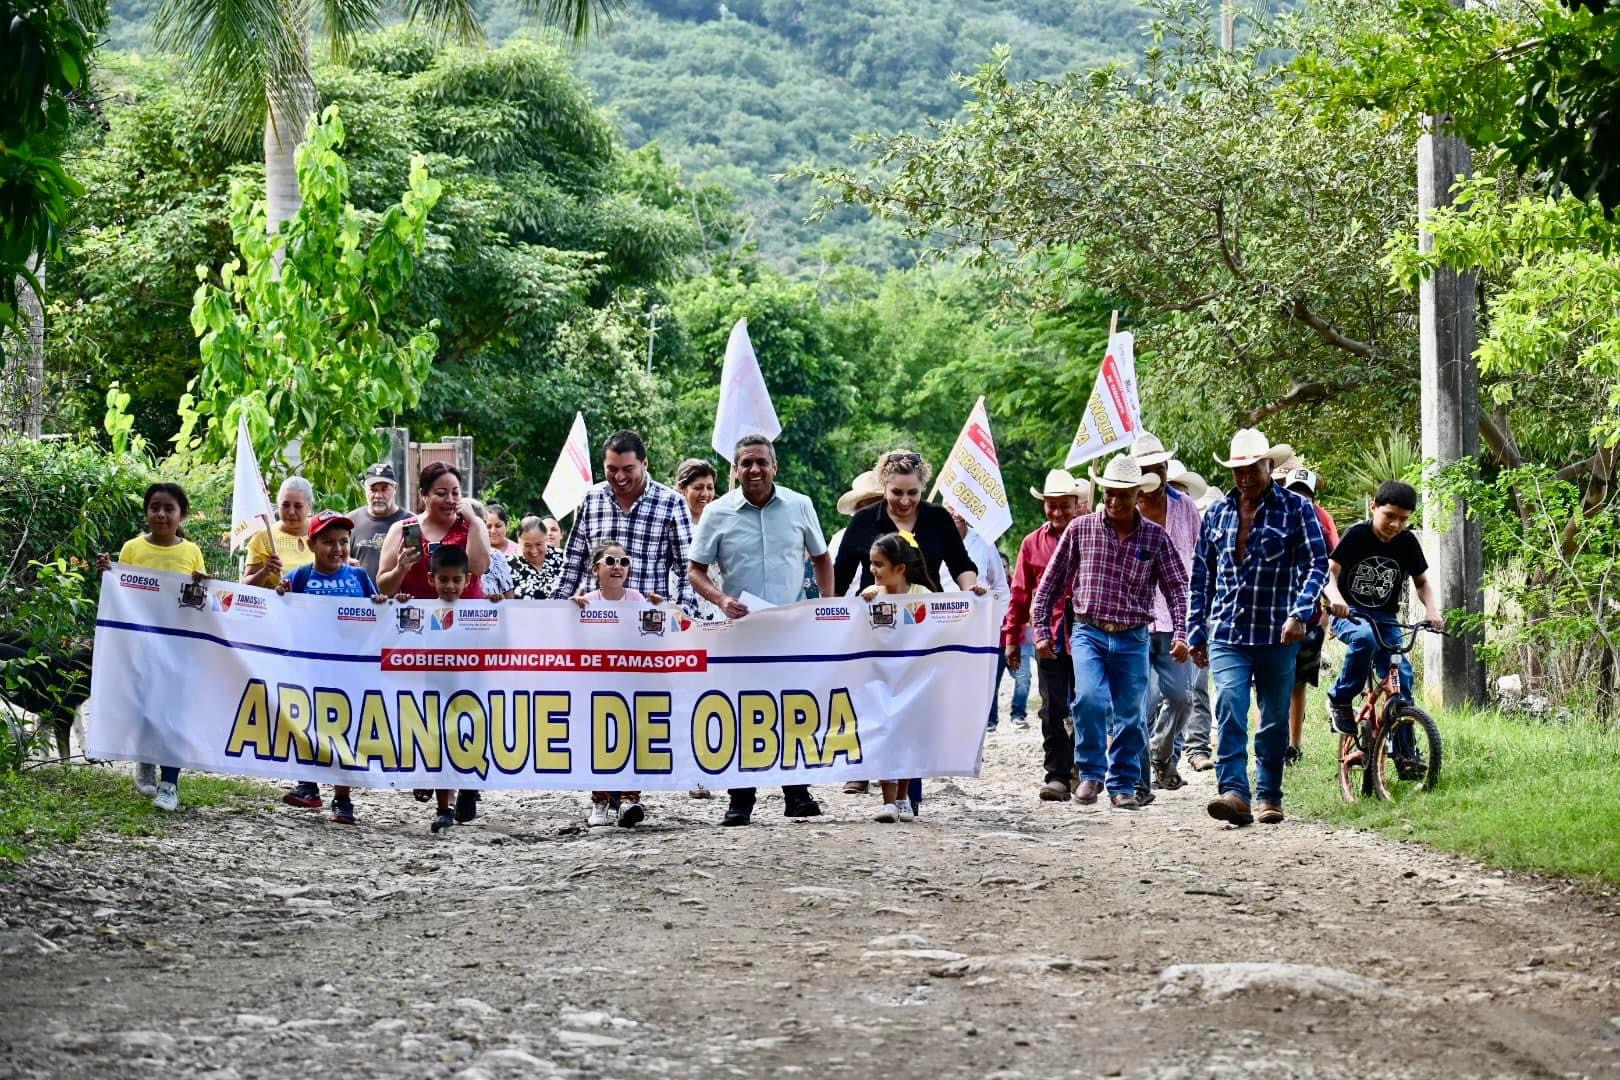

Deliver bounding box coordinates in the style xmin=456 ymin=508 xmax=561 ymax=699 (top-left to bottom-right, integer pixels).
xmin=721 ymin=805 xmax=752 ymax=827
xmin=454 ymin=789 xmax=480 ymax=823
xmin=1283 ymin=744 xmax=1302 ymax=767
xmin=616 ymin=801 xmax=645 ymax=828
xmin=430 ymin=810 xmax=455 ymax=833
xmin=1135 ymin=789 xmax=1156 ymax=807
xmin=1328 ymin=701 xmax=1356 ymax=736
xmin=1394 ymin=751 xmax=1428 ymax=781
xmin=784 ymin=798 xmax=822 ymax=818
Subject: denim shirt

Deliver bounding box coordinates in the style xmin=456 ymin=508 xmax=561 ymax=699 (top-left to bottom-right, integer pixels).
xmin=1187 ymin=482 xmax=1328 ymax=648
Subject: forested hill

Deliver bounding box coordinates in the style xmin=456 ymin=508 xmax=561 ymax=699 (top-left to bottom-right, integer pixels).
xmin=104 ymin=0 xmax=1150 ymax=269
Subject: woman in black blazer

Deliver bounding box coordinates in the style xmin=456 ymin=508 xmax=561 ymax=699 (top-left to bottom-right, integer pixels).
xmin=833 ymin=449 xmax=984 ymax=596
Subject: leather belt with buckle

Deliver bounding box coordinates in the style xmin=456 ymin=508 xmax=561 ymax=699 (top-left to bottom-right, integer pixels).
xmin=1075 ymin=614 xmax=1144 ymax=634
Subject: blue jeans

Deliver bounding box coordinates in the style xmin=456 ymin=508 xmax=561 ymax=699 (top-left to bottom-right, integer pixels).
xmin=1143 ymin=632 xmax=1192 ymax=782
xmin=1328 ymin=613 xmax=1414 ymax=706
xmin=1070 ymin=622 xmax=1151 ymax=797
xmin=1209 ymin=642 xmax=1299 ymax=807
xmin=989 ymin=643 xmax=1036 ymax=727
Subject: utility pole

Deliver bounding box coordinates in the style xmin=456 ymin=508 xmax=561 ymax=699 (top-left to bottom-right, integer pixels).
xmin=1219 ymin=2 xmax=1235 ymax=50
xmin=646 ymin=306 xmax=658 ymax=376
xmin=1418 ymin=111 xmax=1486 ymax=708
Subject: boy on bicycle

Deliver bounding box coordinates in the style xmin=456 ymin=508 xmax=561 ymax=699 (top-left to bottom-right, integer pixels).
xmin=1323 ymin=481 xmax=1445 ymax=737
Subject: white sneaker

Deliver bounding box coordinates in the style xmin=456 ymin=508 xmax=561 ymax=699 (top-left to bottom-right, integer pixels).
xmin=875 ymin=802 xmax=898 ymax=823
xmin=586 ymin=801 xmax=612 ymax=827
xmin=153 ymin=782 xmax=180 ymax=812
xmin=134 ymin=763 xmax=158 ymax=797
xmin=896 ymin=798 xmax=915 ymax=822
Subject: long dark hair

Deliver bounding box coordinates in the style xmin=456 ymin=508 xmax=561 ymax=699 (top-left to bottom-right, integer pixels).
xmin=870 ymin=531 xmax=939 ymax=592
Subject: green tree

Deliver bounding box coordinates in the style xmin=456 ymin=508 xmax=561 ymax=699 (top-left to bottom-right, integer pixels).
xmin=188 ymin=106 xmax=443 ymax=496
xmin=1 ymin=0 xmax=105 ymax=432
xmin=815 ymin=0 xmax=1425 ymax=470
xmin=149 ymin=0 xmax=612 ymax=245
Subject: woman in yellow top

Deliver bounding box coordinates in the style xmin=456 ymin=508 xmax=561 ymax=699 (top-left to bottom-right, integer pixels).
xmin=97 ymin=482 xmax=208 ymax=812
xmin=243 ymin=476 xmax=316 ymax=589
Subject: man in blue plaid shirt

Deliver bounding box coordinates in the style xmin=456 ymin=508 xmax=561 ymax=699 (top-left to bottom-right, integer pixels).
xmin=550 ymin=430 xmax=698 ymax=614
xmin=1187 ymin=428 xmax=1328 ymax=828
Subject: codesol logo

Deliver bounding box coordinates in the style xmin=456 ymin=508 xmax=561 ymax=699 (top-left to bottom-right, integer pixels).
xmin=119 ymin=573 xmax=161 ymax=592
xmin=814 ymin=605 xmax=851 ymax=622
xmin=336 ymin=605 xmax=377 ymax=624
xmin=579 ymin=609 xmax=620 ymax=625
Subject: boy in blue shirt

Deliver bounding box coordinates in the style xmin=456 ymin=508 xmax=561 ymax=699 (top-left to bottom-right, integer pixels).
xmin=277 ymin=510 xmax=386 ymax=823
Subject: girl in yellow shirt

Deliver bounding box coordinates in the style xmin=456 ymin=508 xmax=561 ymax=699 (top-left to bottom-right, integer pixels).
xmin=98 ymin=483 xmax=207 ymax=812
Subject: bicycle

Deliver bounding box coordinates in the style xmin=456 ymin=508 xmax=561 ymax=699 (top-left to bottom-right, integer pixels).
xmin=1334 ymin=616 xmax=1446 ymax=803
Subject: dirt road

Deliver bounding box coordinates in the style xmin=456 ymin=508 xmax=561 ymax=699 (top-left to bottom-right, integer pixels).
xmin=3 ymin=724 xmax=1618 ymax=1079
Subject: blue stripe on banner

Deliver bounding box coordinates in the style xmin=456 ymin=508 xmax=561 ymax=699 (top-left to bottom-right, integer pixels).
xmin=95 ymin=619 xmax=381 ymax=664
xmin=96 ymin=619 xmax=998 ymax=667
xmin=708 ymin=644 xmax=1000 ymax=665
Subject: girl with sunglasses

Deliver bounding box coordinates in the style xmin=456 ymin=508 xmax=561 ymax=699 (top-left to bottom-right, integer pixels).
xmin=573 ymin=540 xmax=664 ymax=827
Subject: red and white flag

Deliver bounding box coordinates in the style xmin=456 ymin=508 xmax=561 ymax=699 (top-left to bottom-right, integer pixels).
xmin=543 ymin=412 xmax=593 ymax=520
xmin=932 ymin=396 xmax=1013 ymax=544
xmin=1065 ymin=330 xmax=1142 ymax=467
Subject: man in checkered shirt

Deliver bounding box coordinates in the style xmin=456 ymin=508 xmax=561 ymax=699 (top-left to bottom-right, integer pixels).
xmin=550 ymin=430 xmax=697 ymax=614
xmin=1187 ymin=428 xmax=1328 ymax=829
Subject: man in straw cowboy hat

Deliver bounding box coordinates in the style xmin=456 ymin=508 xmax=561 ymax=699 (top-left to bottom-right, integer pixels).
xmin=1187 ymin=428 xmax=1329 ymax=827
xmin=1129 ymin=434 xmax=1203 ymax=800
xmin=1031 ymin=455 xmax=1190 ymax=810
xmin=1002 ymin=468 xmax=1091 ymax=800
xmin=830 ymin=468 xmax=885 ymax=795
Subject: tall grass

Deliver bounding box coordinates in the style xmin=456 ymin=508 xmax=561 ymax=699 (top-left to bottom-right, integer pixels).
xmin=1291 ymin=699 xmax=1620 ymax=884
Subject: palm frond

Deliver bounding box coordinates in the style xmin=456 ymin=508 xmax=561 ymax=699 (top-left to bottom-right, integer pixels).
xmin=402 ymin=0 xmax=484 ymax=45
xmin=318 ymin=0 xmax=383 ymax=61
xmin=517 ymin=0 xmax=622 ymax=41
xmin=153 ymin=0 xmax=313 ymax=150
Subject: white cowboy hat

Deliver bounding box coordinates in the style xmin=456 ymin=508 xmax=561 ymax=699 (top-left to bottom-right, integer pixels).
xmin=1130 ymin=432 xmax=1176 ymax=468
xmin=836 ymin=470 xmax=884 ymax=515
xmin=1029 ymin=468 xmax=1088 ymax=501
xmin=1089 ymin=454 xmax=1162 ymax=493
xmin=1166 ymin=459 xmax=1209 ymax=501
xmin=1274 ymin=454 xmax=1305 ymax=476
xmin=1214 ymin=428 xmax=1294 ymax=469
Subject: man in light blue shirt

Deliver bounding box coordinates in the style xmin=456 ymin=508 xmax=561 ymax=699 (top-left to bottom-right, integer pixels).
xmin=689 ymin=433 xmax=834 ymax=826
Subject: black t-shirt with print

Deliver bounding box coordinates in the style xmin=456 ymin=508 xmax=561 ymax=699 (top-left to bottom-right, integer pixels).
xmin=347 ymin=506 xmax=412 ymax=580
xmin=1330 ymin=521 xmax=1428 ymax=615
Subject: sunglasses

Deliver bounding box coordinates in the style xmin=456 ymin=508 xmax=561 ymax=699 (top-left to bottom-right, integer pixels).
xmin=597 ymin=555 xmax=633 ymax=568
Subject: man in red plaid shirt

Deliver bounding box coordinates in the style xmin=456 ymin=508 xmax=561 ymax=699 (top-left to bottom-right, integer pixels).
xmin=1031 ymin=455 xmax=1190 ymax=810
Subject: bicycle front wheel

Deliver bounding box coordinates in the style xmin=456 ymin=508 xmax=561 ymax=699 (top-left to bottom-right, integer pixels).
xmin=1370 ymin=704 xmax=1443 ymax=801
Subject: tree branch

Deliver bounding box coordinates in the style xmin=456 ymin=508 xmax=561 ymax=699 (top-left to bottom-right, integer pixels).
xmin=1247 ymin=379 xmax=1353 ymax=423
xmin=1479 ymin=409 xmax=1524 ymax=469
xmin=1214 ymin=197 xmax=1244 ymax=279
xmin=1286 ymin=298 xmax=1375 ymax=359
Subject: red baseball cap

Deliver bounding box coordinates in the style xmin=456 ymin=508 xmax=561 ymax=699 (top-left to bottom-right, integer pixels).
xmin=307 ymin=510 xmax=355 ymax=539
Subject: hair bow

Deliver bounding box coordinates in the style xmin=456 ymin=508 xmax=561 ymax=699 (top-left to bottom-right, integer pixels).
xmin=898 ymin=530 xmax=920 ymax=550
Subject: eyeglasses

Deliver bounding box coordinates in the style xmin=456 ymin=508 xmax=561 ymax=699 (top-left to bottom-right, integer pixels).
xmin=597 ymin=555 xmax=633 ymax=568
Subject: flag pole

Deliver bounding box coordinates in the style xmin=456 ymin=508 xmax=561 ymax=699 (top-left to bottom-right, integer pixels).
xmin=1108 ymin=309 xmax=1119 ymax=337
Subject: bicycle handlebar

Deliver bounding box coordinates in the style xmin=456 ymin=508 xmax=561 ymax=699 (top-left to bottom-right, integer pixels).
xmin=1337 ymin=613 xmax=1447 ymax=654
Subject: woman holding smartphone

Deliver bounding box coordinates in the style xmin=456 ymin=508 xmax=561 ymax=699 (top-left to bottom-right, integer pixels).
xmin=376 ymin=461 xmax=492 ymax=600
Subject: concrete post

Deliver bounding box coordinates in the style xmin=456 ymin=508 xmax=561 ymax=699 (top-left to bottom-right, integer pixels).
xmin=1418 ymin=117 xmax=1486 ymax=708
xmin=377 ymin=426 xmax=409 ymax=509
xmin=448 ymin=436 xmax=475 ymax=497
xmin=1219 ymin=3 xmax=1236 ymax=50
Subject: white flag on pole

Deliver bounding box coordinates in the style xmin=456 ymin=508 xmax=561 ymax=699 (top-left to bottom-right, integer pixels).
xmin=1064 ymin=331 xmax=1142 ymax=468
xmin=543 ymin=412 xmax=594 ymax=520
xmin=711 ymin=318 xmax=781 ymax=463
xmin=228 ymin=413 xmax=275 ymax=552
xmin=931 ymin=396 xmax=1013 ymax=544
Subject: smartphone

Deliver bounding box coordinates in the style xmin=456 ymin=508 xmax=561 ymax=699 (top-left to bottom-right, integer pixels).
xmin=402 ymin=521 xmax=422 ymax=549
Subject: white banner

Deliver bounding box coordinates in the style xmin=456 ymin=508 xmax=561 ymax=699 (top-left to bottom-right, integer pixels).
xmin=542 ymin=411 xmax=592 ymax=521
xmin=712 ymin=318 xmax=781 ymax=463
xmin=90 ymin=568 xmax=1000 ymax=789
xmin=1064 ymin=331 xmax=1142 ymax=468
xmin=228 ymin=414 xmax=274 ymax=552
xmin=931 ymin=395 xmax=1012 ymax=544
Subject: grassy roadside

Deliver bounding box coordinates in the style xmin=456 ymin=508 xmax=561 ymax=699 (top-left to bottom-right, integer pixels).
xmin=1289 ymin=700 xmax=1620 ymax=886
xmin=0 ymin=765 xmax=273 ymax=862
